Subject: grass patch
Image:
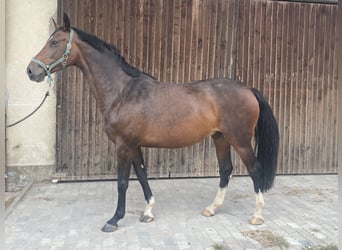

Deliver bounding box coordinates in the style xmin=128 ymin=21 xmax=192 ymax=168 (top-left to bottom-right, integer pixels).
xmin=212 ymin=242 xmax=230 ymax=250
xmin=302 ymin=244 xmax=338 ymax=250
xmin=5 ymin=196 xmax=16 ymax=209
xmin=244 ymin=230 xmax=290 ymax=249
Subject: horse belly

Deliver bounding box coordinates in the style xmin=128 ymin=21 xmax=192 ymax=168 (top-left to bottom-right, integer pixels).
xmin=140 ymin=119 xmax=216 ymax=148
xmin=141 ymin=131 xmax=214 ymax=148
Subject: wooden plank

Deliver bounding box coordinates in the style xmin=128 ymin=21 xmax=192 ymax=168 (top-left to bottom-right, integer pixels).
xmin=177 ymin=0 xmax=186 ymax=82
xmin=142 ymin=1 xmax=154 ymax=73
xmin=278 ymin=2 xmax=289 ymax=173
xmin=151 ymin=0 xmax=161 ymax=78
xmin=287 ymin=2 xmax=295 ymax=173
xmin=329 ymin=6 xmax=338 ymax=173
xmin=159 ymin=0 xmax=168 ymax=82
xmin=218 ymin=0 xmax=228 ymax=78
xmin=172 ymin=0 xmax=181 ymax=82
xmin=322 ymin=6 xmax=331 ymax=172
xmin=147 ymin=0 xmax=155 ymax=76
xmin=166 ymin=0 xmax=174 ymax=82
xmin=129 ymin=0 xmax=137 ymax=66
xmin=238 ymin=0 xmax=249 ymax=83
xmin=321 ymin=5 xmax=332 ymax=172
xmin=264 ymin=1 xmax=271 ymax=102
xmin=183 ymin=0 xmax=193 ymax=82
xmin=300 ymin=3 xmax=309 ymax=173
xmin=189 ymin=0 xmax=198 ymax=81
xmin=331 ymin=5 xmax=338 ymax=173
xmin=307 ymin=4 xmax=316 ymax=173
xmin=253 ymin=0 xmax=261 ymax=91
xmin=201 ymin=0 xmax=210 ymax=75
xmin=135 ymin=0 xmax=144 ymax=74
xmin=296 ymin=3 xmax=305 ymax=173
xmin=208 ymin=0 xmax=217 ymax=78
xmin=315 ymin=4 xmax=323 ymax=173
xmin=178 ymin=0 xmax=190 ymax=175
xmin=312 ymin=5 xmax=320 ymax=173
xmin=56 ymin=0 xmax=338 ymax=180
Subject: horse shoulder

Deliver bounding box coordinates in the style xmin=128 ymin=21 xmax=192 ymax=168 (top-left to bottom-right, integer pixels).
xmin=102 ymin=81 xmax=152 ymax=141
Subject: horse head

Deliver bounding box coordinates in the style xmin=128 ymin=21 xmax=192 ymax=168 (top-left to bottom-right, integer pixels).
xmin=27 ymin=13 xmax=75 ymax=83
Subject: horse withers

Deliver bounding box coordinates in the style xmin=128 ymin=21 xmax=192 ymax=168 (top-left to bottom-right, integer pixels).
xmin=27 ymin=14 xmax=279 ymax=233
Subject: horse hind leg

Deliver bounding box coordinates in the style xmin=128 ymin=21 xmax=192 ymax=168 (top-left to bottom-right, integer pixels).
xmin=250 ymin=190 xmax=265 ymax=225
xmin=201 ymin=133 xmax=232 ymax=217
xmin=233 ymin=143 xmax=265 ymax=225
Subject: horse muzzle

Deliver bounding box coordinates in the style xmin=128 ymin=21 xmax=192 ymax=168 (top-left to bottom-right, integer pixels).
xmin=26 ymin=62 xmax=46 ymax=83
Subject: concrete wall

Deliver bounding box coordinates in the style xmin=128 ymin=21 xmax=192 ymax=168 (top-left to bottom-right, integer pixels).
xmin=6 ymin=0 xmax=57 ymax=182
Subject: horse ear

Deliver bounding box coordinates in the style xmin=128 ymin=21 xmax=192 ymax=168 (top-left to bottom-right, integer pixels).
xmin=63 ymin=13 xmax=71 ymax=31
xmin=51 ymin=18 xmax=59 ymax=30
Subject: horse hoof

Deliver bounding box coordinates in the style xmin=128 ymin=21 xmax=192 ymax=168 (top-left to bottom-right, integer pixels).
xmin=249 ymin=216 xmax=264 ymax=225
xmin=201 ymin=209 xmax=214 ymax=217
xmin=101 ymin=223 xmax=118 ymax=233
xmin=139 ymin=214 xmax=154 ymax=223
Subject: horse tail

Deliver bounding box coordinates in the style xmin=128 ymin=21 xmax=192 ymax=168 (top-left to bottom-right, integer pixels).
xmin=251 ymin=88 xmax=279 ymax=192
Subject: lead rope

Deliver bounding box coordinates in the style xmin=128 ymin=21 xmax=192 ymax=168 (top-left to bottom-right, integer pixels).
xmin=7 ymin=29 xmax=74 ymax=128
xmin=6 ymin=84 xmax=51 ymax=128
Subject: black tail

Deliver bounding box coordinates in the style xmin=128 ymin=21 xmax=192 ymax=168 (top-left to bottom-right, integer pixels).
xmin=251 ymin=88 xmax=279 ymax=192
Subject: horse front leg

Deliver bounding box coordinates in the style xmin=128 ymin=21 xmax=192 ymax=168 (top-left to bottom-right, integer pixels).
xmin=102 ymin=146 xmax=132 ymax=233
xmin=132 ymin=147 xmax=155 ymax=223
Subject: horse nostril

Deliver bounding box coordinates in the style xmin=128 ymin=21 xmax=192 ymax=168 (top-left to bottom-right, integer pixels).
xmin=27 ymin=67 xmax=33 ymax=77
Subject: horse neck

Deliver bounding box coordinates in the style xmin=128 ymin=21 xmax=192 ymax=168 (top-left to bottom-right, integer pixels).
xmin=74 ymin=41 xmax=133 ymax=112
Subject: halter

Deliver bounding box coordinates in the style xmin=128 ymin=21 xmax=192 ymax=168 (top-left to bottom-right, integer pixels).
xmin=31 ymin=29 xmax=74 ymax=85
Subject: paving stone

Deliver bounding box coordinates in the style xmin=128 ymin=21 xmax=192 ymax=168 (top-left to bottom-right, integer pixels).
xmin=5 ymin=175 xmax=338 ymax=249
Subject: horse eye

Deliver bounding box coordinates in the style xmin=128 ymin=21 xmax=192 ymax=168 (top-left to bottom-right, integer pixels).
xmin=51 ymin=40 xmax=58 ymax=46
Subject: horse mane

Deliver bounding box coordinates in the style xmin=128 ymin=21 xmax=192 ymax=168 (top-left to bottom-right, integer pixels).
xmin=72 ymin=27 xmax=155 ymax=79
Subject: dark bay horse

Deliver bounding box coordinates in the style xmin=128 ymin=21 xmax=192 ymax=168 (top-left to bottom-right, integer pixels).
xmin=27 ymin=14 xmax=279 ymax=233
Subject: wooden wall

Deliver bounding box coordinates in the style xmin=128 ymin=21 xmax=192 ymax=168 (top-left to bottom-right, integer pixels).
xmin=235 ymin=0 xmax=338 ymax=174
xmin=56 ymin=0 xmax=337 ymax=180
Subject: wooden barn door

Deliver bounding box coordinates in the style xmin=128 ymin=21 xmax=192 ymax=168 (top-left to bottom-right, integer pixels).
xmin=56 ymin=0 xmax=239 ymax=180
xmin=56 ymin=0 xmax=337 ymax=181
xmin=234 ymin=1 xmax=338 ymax=174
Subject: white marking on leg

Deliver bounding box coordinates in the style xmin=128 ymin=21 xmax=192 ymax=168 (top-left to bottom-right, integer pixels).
xmin=253 ymin=191 xmax=264 ymax=220
xmin=143 ymin=196 xmax=155 ymax=218
xmin=206 ymin=187 xmax=227 ymax=215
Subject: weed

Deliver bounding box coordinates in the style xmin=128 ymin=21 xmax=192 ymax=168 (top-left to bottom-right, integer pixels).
xmin=302 ymin=244 xmax=338 ymax=250
xmin=212 ymin=242 xmax=230 ymax=250
xmin=244 ymin=230 xmax=290 ymax=249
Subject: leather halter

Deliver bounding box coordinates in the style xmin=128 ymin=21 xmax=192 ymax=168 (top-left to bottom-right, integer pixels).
xmin=31 ymin=29 xmax=74 ymax=84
